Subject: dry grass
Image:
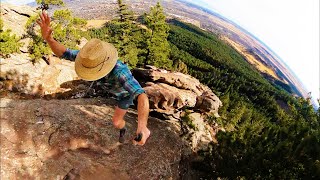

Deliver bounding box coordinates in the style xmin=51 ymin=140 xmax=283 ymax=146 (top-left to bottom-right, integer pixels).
xmin=222 ymin=36 xmax=281 ymax=80
xmin=86 ymin=20 xmax=109 ymax=29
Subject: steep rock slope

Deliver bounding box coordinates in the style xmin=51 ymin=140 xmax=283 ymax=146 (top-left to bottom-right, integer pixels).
xmin=1 ymin=98 xmax=183 ymax=179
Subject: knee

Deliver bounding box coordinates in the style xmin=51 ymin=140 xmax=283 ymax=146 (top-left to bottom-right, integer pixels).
xmin=112 ymin=118 xmax=123 ymax=129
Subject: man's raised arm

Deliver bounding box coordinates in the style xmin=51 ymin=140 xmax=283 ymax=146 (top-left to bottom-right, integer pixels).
xmin=36 ymin=11 xmax=66 ymax=57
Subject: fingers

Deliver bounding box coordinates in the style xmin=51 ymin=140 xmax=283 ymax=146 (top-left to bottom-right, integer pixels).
xmin=36 ymin=19 xmax=42 ymax=27
xmin=40 ymin=12 xmax=45 ymax=23
xmin=133 ymin=128 xmax=150 ymax=146
xmin=132 ymin=139 xmax=140 ymax=146
xmin=38 ymin=11 xmax=50 ymax=25
xmin=134 ymin=133 xmax=143 ymax=142
xmin=132 ymin=134 xmax=146 ymax=146
xmin=44 ymin=11 xmax=50 ymax=25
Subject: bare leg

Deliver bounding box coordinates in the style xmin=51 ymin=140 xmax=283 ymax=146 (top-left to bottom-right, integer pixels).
xmin=112 ymin=106 xmax=127 ymax=143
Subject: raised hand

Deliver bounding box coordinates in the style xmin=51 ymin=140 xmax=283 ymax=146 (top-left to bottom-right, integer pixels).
xmin=36 ymin=11 xmax=53 ymax=41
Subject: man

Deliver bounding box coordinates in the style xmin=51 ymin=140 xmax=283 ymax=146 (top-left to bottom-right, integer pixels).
xmin=36 ymin=11 xmax=150 ymax=146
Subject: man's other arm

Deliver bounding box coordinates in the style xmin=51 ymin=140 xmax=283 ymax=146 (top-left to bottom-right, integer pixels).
xmin=36 ymin=11 xmax=66 ymax=58
xmin=117 ymin=68 xmax=151 ymax=146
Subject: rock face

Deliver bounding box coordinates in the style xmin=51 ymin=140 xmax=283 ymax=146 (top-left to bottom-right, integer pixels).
xmin=1 ymin=57 xmax=222 ymax=116
xmin=144 ymin=82 xmax=197 ymax=113
xmin=1 ymin=55 xmax=223 ymax=154
xmin=0 ymin=54 xmax=79 ymax=96
xmin=1 ymin=3 xmax=36 ymax=37
xmin=133 ymin=66 xmax=222 ymax=117
xmin=132 ymin=67 xmax=223 ymax=153
xmin=195 ymin=91 xmax=222 ymax=117
xmin=181 ymin=112 xmax=218 ymax=152
xmin=0 ymin=98 xmax=183 ymax=179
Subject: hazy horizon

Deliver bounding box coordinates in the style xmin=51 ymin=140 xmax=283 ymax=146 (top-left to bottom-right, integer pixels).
xmin=182 ymin=0 xmax=319 ymax=105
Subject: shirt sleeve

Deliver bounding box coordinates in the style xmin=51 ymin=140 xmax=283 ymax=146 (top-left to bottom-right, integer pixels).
xmin=117 ymin=68 xmax=145 ymax=99
xmin=61 ymin=49 xmax=80 ymax=61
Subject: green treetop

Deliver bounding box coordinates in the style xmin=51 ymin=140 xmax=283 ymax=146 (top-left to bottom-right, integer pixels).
xmin=107 ymin=0 xmax=140 ymax=67
xmin=0 ymin=18 xmax=3 ymax=31
xmin=26 ymin=1 xmax=86 ymax=62
xmin=144 ymin=2 xmax=171 ymax=69
xmin=36 ymin=0 xmax=64 ymax=6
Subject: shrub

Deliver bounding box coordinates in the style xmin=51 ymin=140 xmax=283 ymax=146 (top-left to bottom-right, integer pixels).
xmin=0 ymin=18 xmax=22 ymax=57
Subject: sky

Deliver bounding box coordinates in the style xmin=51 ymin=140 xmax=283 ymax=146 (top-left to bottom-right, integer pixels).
xmin=184 ymin=0 xmax=319 ymax=103
xmin=1 ymin=0 xmax=34 ymax=5
xmin=2 ymin=0 xmax=320 ymax=103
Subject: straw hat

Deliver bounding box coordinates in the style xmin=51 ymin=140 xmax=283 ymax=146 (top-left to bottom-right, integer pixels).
xmin=75 ymin=38 xmax=118 ymax=81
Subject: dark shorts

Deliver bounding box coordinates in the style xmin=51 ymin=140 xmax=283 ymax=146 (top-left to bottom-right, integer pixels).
xmin=117 ymin=95 xmax=135 ymax=110
xmin=117 ymin=92 xmax=144 ymax=110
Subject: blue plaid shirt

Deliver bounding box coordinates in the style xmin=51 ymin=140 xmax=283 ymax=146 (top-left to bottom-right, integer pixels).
xmin=61 ymin=49 xmax=145 ymax=100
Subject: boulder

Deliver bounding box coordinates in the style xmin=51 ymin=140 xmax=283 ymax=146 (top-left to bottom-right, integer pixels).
xmin=195 ymin=91 xmax=222 ymax=117
xmin=133 ymin=66 xmax=222 ymax=117
xmin=0 ymin=54 xmax=79 ymax=96
xmin=133 ymin=66 xmax=210 ymax=96
xmin=144 ymin=82 xmax=197 ymax=112
xmin=1 ymin=3 xmax=37 ymax=37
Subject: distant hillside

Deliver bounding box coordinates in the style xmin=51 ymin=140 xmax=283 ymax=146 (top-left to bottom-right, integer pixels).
xmin=176 ymin=0 xmax=309 ymax=98
xmin=45 ymin=0 xmax=308 ymax=99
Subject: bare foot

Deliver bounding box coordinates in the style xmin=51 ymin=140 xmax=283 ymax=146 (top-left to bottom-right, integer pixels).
xmin=133 ymin=127 xmax=151 ymax=146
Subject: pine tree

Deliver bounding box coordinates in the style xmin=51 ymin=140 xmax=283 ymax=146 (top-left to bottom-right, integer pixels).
xmin=26 ymin=1 xmax=86 ymax=62
xmin=52 ymin=9 xmax=86 ymax=48
xmin=219 ymin=92 xmax=230 ymax=118
xmin=144 ymin=2 xmax=171 ymax=69
xmin=35 ymin=0 xmax=64 ymax=6
xmin=117 ymin=0 xmax=134 ymax=23
xmin=107 ymin=0 xmax=140 ymax=68
xmin=25 ymin=15 xmax=51 ymax=62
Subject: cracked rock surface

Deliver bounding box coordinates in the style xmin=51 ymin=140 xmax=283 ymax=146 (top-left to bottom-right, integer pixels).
xmin=0 ymin=3 xmax=36 ymax=37
xmin=0 ymin=98 xmax=183 ymax=179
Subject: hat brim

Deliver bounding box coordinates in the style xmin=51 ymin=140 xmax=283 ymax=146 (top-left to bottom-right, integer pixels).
xmin=74 ymin=42 xmax=118 ymax=81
